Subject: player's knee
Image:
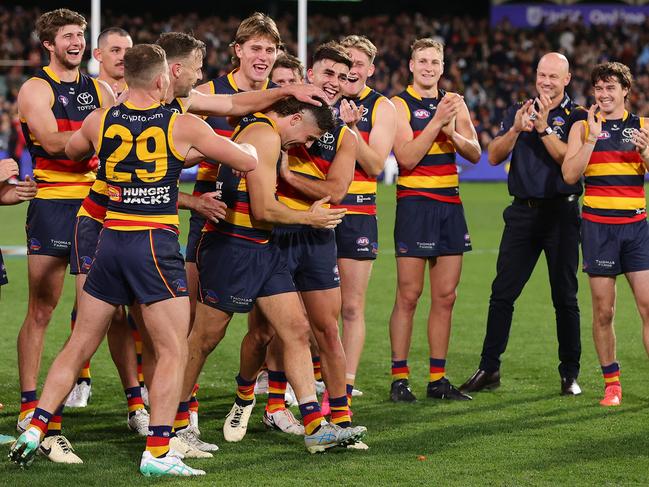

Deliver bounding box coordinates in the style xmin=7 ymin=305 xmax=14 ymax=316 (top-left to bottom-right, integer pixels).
xmin=396 ymin=286 xmax=423 ymax=311
xmin=249 ymin=326 xmax=274 ymax=349
xmin=318 ymin=322 xmax=343 ymax=353
xmin=25 ymin=302 xmax=57 ymax=328
xmin=593 ymin=305 xmax=614 ymax=327
xmin=432 ymin=288 xmax=457 ymax=312
xmin=341 ymin=302 xmax=362 ymax=323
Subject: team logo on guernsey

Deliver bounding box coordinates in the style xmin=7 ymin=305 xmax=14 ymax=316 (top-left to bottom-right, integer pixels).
xmin=203 ymin=289 xmax=219 ymax=304
xmin=413 ymin=109 xmax=431 ymax=119
xmin=108 ymin=185 xmax=122 ymax=202
xmin=320 ymin=132 xmax=335 ymax=145
xmin=80 ymin=256 xmax=93 ymax=272
xmin=77 ymin=92 xmax=94 ymax=105
xmin=356 ymin=236 xmax=370 ymax=246
xmin=57 ymin=95 xmax=69 ymax=106
xmin=28 ymin=238 xmax=42 ymax=252
xmin=173 ymin=279 xmax=188 ymax=293
xmin=597 ymin=131 xmax=610 ymax=140
xmin=371 ymin=242 xmax=379 ymax=254
xmin=552 ymin=116 xmax=565 ymax=126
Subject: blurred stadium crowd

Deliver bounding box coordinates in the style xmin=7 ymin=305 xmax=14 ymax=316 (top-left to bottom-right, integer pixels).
xmin=2 ymin=5 xmax=649 ymax=158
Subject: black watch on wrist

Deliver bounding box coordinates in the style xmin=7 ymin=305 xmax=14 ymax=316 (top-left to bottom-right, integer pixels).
xmin=539 ymin=126 xmax=553 ymax=138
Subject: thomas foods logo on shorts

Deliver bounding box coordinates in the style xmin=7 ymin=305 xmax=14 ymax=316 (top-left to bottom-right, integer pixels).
xmin=110 ymin=186 xmax=172 ymax=204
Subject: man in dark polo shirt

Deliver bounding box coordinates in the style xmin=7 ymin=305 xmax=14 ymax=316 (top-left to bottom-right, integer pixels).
xmin=460 ymin=52 xmax=584 ymax=395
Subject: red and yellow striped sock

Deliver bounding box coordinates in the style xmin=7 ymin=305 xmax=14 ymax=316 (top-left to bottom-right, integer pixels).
xmin=266 ymin=370 xmax=287 ymax=413
xmin=45 ymin=405 xmax=64 ymax=438
xmin=235 ymin=374 xmax=255 ymax=407
xmin=146 ymin=425 xmax=172 ymax=458
xmin=312 ymin=356 xmax=322 ymax=381
xmin=298 ymin=398 xmax=324 ymax=435
xmin=429 ymin=357 xmax=446 ymax=383
xmin=329 ymin=395 xmax=351 ymax=427
xmin=601 ymin=362 xmax=621 ymax=388
xmin=391 ymin=359 xmax=409 ymax=381
xmin=71 ymin=308 xmax=91 ymax=385
xmin=19 ymin=390 xmax=38 ymax=421
xmin=28 ymin=407 xmax=52 ymax=438
xmin=173 ymin=401 xmax=190 ymax=432
xmin=188 ymin=383 xmax=199 ymax=414
xmin=125 ymin=386 xmax=145 ymax=418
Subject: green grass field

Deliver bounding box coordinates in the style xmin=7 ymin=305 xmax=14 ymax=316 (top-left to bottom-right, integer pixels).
xmin=0 ymin=182 xmax=648 ymax=486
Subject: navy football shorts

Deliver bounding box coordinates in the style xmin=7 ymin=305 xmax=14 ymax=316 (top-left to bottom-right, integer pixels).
xmin=84 ymin=228 xmax=189 ymax=305
xmin=273 ymin=225 xmax=340 ymax=292
xmin=581 ymin=218 xmax=649 ymax=275
xmin=335 ymin=214 xmax=378 ymax=260
xmin=26 ymin=198 xmax=82 ymax=258
xmin=394 ymin=198 xmax=472 ymax=257
xmin=196 ymin=231 xmax=295 ymax=313
xmin=70 ymin=215 xmax=102 ymax=275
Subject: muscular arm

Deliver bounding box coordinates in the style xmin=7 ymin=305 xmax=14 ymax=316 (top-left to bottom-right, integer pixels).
xmin=65 ymin=109 xmax=104 ymax=161
xmin=188 ymin=84 xmax=327 ymax=117
xmin=280 ymin=129 xmax=357 ymax=205
xmin=391 ymin=97 xmax=442 ymax=170
xmin=349 ymin=98 xmax=396 ymax=177
xmin=18 ymin=79 xmax=74 ymax=156
xmin=562 ymin=122 xmax=592 ymax=184
xmin=172 ymin=113 xmax=258 ymax=172
xmin=446 ymin=100 xmax=481 ymax=163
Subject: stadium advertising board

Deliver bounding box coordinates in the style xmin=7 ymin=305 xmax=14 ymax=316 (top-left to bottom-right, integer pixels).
xmin=491 ymin=4 xmax=649 ymax=28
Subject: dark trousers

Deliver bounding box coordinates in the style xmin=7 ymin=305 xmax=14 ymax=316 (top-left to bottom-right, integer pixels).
xmin=479 ymin=199 xmax=581 ymax=378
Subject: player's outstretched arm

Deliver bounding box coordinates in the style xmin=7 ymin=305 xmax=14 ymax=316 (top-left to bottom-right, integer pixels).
xmin=172 ymin=113 xmax=258 ymax=172
xmin=279 ymin=129 xmax=357 ymax=205
xmin=187 ymin=84 xmax=328 ymax=117
xmin=65 ymin=109 xmax=105 ymax=161
xmin=563 ymin=106 xmax=600 ymax=184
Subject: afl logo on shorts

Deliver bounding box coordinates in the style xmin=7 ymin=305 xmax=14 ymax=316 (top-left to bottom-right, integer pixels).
xmin=172 ymin=279 xmax=187 ymax=293
xmin=80 ymin=256 xmax=93 ymax=271
xmin=203 ymin=289 xmax=219 ymax=304
xmin=397 ymin=242 xmax=408 ymax=254
xmin=108 ymin=186 xmax=122 ymax=202
xmin=333 ymin=265 xmax=340 ymax=282
xmin=356 ymin=236 xmax=370 ymax=246
xmin=371 ymin=242 xmax=379 ymax=254
xmin=413 ymin=109 xmax=430 ymax=119
xmin=57 ymin=95 xmax=69 ymax=106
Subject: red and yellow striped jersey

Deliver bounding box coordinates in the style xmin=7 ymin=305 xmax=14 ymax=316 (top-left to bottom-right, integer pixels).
xmin=204 ymin=113 xmax=278 ymax=244
xmin=582 ymin=111 xmax=646 ymax=224
xmin=393 ymin=86 xmax=460 ymax=204
xmin=20 ymin=66 xmax=103 ymax=200
xmin=276 ymin=122 xmax=350 ymax=211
